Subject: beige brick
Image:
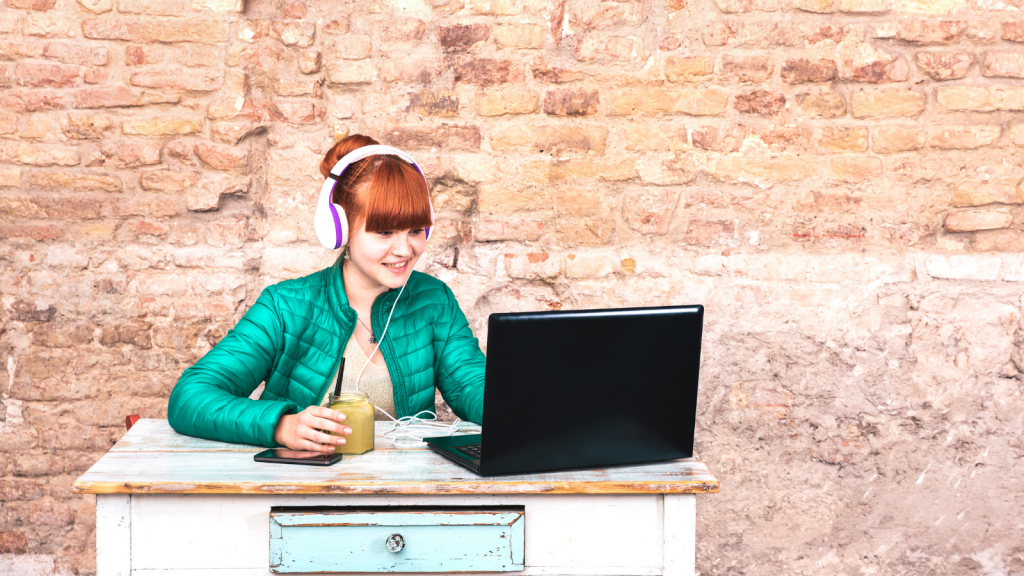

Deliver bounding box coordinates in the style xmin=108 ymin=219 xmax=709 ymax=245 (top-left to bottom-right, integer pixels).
xmin=830 ymin=156 xmax=883 ymax=182
xmin=606 ymin=88 xmax=727 ymax=116
xmin=331 ymin=35 xmax=373 ymax=60
xmin=781 ymin=58 xmax=838 ymax=83
xmin=503 ymin=252 xmax=562 ymax=279
xmin=493 ymin=24 xmax=545 ymax=49
xmin=475 ymin=217 xmax=545 ymax=241
xmin=624 ymin=125 xmax=687 ymax=151
xmin=468 ymin=0 xmax=522 ymax=15
xmin=195 ymin=142 xmax=249 ymax=172
xmin=564 ymin=252 xmax=617 ymax=279
xmin=454 ymin=58 xmax=523 ymax=85
xmin=83 ymin=18 xmax=228 ymax=44
xmin=0 ymin=142 xmax=80 ymax=166
xmin=0 ymin=168 xmax=22 ymax=188
xmin=1003 ymin=20 xmax=1024 ymax=42
xmin=62 ymin=115 xmax=112 ymax=141
xmin=30 ymin=172 xmax=122 ymax=192
xmin=973 ymin=229 xmax=1024 ymax=251
xmin=715 ymin=0 xmax=780 ymax=11
xmin=575 ymin=36 xmax=646 ymax=62
xmin=837 ymin=0 xmax=892 ymax=12
xmin=117 ymin=0 xmax=187 ymax=15
xmin=707 ymin=155 xmax=818 ymax=183
xmin=873 ymin=126 xmax=925 ymax=153
xmin=795 ymin=0 xmax=834 ymax=12
xmin=478 ymin=184 xmax=553 ymax=214
xmin=817 ymin=127 xmax=868 ymax=151
xmin=916 ymin=53 xmax=973 ymax=80
xmin=474 ymin=87 xmax=538 ymax=116
xmin=543 ymin=89 xmax=599 ymax=116
xmin=896 ymin=19 xmax=967 ymax=44
xmin=78 ymin=0 xmax=113 ymax=12
xmin=326 ymin=61 xmax=377 ymax=85
xmin=1009 ymin=123 xmax=1024 ymax=145
xmin=796 ymin=92 xmax=847 ymax=117
xmin=140 ymin=169 xmax=201 ymax=192
xmin=945 ymin=209 xmax=1013 ymax=232
xmin=927 ymin=125 xmax=1001 ymax=149
xmin=719 ymin=54 xmax=774 ymax=83
xmin=636 ymin=156 xmax=698 ymax=185
xmin=388 ymin=125 xmax=481 ymax=150
xmin=851 ymin=89 xmax=925 ymax=118
xmin=983 ymin=52 xmax=1024 ymax=78
xmin=952 ymin=181 xmax=1024 ymax=207
xmin=192 ymin=0 xmax=242 ymax=12
xmin=122 ymin=119 xmax=203 ymax=136
xmin=380 ymin=18 xmax=426 ymax=43
xmin=936 ymin=86 xmax=1024 ymax=111
xmin=407 ymin=90 xmax=459 ymax=117
xmin=664 ymin=57 xmax=715 ymax=82
xmin=490 ymin=125 xmax=608 ymax=153
xmin=300 ymin=49 xmax=321 ymax=74
xmin=734 ymin=90 xmax=786 ymax=115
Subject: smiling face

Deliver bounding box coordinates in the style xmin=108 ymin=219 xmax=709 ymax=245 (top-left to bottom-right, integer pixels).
xmin=345 ymin=220 xmax=427 ymax=291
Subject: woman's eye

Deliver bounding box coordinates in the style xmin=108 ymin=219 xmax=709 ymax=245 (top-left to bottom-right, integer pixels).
xmin=411 ymin=229 xmax=425 ymax=235
xmin=378 ymin=231 xmax=393 ymax=237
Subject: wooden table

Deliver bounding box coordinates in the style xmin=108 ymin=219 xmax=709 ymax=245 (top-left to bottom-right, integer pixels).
xmin=73 ymin=419 xmax=719 ymax=576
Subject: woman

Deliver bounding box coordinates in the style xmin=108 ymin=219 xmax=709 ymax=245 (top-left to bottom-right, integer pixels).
xmin=167 ymin=134 xmax=486 ymax=452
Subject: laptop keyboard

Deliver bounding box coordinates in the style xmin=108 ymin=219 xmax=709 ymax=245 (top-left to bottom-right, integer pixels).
xmin=455 ymin=444 xmax=482 ymax=459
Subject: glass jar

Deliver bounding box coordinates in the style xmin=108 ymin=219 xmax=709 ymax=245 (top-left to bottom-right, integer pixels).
xmin=328 ymin=391 xmax=374 ymax=455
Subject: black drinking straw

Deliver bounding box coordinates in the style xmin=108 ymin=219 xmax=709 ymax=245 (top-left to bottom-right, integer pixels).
xmin=332 ymin=357 xmax=346 ymax=397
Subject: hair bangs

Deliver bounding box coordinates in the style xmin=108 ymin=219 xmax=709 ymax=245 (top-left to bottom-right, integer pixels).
xmin=362 ymin=157 xmax=433 ymax=233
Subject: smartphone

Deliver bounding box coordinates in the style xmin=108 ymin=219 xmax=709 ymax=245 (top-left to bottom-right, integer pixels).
xmin=254 ymin=448 xmax=343 ymax=466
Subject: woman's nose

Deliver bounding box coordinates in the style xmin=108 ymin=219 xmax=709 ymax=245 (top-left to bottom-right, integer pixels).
xmin=391 ymin=233 xmax=413 ymax=256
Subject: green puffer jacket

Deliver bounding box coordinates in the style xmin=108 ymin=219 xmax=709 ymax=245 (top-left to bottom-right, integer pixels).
xmin=167 ymin=266 xmax=486 ymax=447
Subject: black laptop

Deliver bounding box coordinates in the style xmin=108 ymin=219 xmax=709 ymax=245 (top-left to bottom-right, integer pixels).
xmin=424 ymin=305 xmax=704 ymax=476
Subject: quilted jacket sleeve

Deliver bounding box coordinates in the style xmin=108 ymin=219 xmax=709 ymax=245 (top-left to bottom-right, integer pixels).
xmin=167 ymin=286 xmax=298 ymax=447
xmin=433 ymin=285 xmax=486 ymax=425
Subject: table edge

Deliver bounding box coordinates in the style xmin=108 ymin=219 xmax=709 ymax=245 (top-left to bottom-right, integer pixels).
xmin=71 ymin=479 xmax=721 ymax=496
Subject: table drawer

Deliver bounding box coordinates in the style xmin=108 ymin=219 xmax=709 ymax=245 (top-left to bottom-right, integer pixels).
xmin=269 ymin=506 xmax=525 ymax=573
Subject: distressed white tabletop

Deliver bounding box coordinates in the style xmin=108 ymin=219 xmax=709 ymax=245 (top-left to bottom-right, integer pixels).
xmin=72 ymin=419 xmax=720 ymax=496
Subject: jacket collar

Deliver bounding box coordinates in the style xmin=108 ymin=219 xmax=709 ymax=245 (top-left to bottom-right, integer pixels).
xmin=324 ymin=263 xmax=357 ymax=328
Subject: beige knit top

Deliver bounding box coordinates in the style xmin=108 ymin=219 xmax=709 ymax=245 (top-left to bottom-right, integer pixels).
xmin=319 ymin=333 xmax=396 ymax=421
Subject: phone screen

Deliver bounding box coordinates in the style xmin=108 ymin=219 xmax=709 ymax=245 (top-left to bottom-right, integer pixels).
xmin=268 ymin=449 xmax=335 ymax=460
xmin=254 ymin=449 xmax=342 ymax=465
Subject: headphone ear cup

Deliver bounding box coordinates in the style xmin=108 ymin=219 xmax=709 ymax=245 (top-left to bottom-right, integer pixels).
xmin=314 ymin=180 xmax=349 ymax=249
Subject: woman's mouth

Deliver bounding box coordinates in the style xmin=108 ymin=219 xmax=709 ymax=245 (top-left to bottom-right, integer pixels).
xmin=382 ymin=260 xmax=408 ymax=273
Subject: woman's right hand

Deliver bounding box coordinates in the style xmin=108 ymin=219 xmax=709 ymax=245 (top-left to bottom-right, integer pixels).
xmin=273 ymin=406 xmax=352 ymax=452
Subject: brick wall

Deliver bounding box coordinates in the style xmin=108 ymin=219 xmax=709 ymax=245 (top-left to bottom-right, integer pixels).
xmin=1 ymin=0 xmax=1023 ymax=573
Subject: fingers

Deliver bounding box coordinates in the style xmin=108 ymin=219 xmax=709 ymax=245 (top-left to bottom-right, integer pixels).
xmin=307 ymin=416 xmax=352 ymax=436
xmin=293 ymin=438 xmax=336 ymax=453
xmin=311 ymin=406 xmax=346 ymax=422
xmin=307 ymin=429 xmax=345 ymax=446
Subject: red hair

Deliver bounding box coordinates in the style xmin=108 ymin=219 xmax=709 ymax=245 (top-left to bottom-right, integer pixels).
xmin=319 ymin=134 xmax=432 ymax=234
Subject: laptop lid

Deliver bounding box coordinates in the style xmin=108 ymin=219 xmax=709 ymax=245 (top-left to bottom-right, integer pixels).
xmin=478 ymin=305 xmax=704 ymax=476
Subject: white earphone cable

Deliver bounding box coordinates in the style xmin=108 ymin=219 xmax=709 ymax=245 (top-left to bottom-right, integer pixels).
xmin=353 ymin=276 xmax=463 ymax=443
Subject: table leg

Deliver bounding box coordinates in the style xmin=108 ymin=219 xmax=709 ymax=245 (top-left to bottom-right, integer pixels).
xmin=96 ymin=494 xmax=131 ymax=576
xmin=663 ymin=493 xmax=696 ymax=576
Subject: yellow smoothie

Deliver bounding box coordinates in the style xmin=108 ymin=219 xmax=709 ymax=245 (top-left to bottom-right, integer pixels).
xmin=329 ymin=391 xmax=374 ymax=455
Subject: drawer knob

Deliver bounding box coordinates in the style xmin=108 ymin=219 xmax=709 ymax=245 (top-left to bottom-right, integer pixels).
xmin=385 ymin=534 xmax=405 ymax=553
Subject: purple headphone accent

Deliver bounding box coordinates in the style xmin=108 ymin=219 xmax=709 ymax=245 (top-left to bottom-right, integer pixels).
xmin=413 ymin=164 xmax=432 ymax=239
xmin=328 ymin=201 xmax=344 ymax=249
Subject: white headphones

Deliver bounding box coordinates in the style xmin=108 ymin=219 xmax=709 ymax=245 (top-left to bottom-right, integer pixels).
xmin=314 ymin=144 xmax=435 ymax=250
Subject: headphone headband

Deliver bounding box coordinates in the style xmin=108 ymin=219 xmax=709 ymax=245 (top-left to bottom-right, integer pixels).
xmin=314 ymin=144 xmax=435 ymax=250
